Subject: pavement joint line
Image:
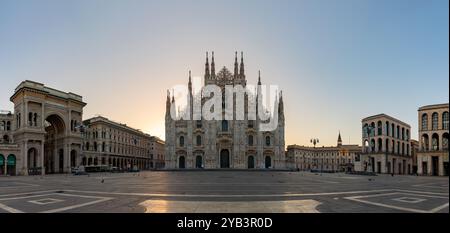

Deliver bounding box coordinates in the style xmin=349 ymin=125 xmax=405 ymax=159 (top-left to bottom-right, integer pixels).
xmin=61 ymin=189 xmax=396 ymax=198
xmin=393 ymin=189 xmax=449 ymax=196
xmin=0 ymin=182 xmax=40 ymax=189
xmin=412 ymin=182 xmax=449 ymax=187
xmin=108 ymin=182 xmax=340 ymax=186
xmin=0 ymin=193 xmax=57 ymax=201
xmin=0 ymin=190 xmax=59 ymax=197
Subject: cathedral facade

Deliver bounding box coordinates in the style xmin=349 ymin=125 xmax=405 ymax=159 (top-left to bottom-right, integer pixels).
xmin=165 ymin=52 xmax=287 ymax=169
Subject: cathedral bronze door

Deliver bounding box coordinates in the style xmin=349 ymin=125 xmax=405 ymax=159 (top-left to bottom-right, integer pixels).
xmin=179 ymin=156 xmax=185 ymax=169
xmin=220 ymin=149 xmax=230 ymax=168
xmin=248 ymin=156 xmax=255 ymax=169
xmin=265 ymin=156 xmax=271 ymax=169
xmin=195 ymin=155 xmax=203 ymax=168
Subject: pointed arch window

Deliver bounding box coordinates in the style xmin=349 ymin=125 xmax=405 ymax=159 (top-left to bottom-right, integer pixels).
xmin=265 ymin=136 xmax=271 ymax=146
xmin=179 ymin=136 xmax=185 ymax=147
xmin=222 ymin=120 xmax=228 ymax=132
xmin=196 ymin=135 xmax=202 ymax=146
xmin=248 ymin=135 xmax=254 ymax=146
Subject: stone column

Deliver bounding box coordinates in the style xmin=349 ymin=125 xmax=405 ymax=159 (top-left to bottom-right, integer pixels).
xmin=23 ymin=100 xmax=28 ymax=128
xmin=41 ymin=103 xmax=45 ymax=128
xmin=23 ymin=140 xmax=28 ymax=175
xmin=40 ymin=141 xmax=45 ymax=175
xmin=427 ymin=156 xmax=432 ymax=175
xmin=65 ymin=143 xmax=71 ymax=173
xmin=54 ymin=144 xmax=58 ymax=173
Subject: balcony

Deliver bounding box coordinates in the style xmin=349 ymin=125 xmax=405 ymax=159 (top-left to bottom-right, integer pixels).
xmin=418 ymin=148 xmax=449 ymax=153
xmin=361 ymin=151 xmax=411 ymax=158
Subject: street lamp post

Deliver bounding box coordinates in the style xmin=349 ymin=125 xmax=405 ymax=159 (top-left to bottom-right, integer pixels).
xmin=310 ymin=138 xmax=320 ymax=172
xmin=364 ymin=125 xmax=375 ymax=172
xmin=310 ymin=138 xmax=319 ymax=148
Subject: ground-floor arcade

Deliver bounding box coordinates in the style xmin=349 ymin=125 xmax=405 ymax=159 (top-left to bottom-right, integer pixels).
xmin=359 ymin=153 xmax=413 ymax=175
xmin=80 ymin=152 xmax=152 ymax=171
xmin=417 ymin=152 xmax=449 ymax=176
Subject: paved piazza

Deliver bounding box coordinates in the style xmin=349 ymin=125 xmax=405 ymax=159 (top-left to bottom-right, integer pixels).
xmin=0 ymin=171 xmax=448 ymax=213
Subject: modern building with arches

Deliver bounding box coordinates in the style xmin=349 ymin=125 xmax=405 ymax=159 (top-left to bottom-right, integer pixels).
xmin=417 ymin=103 xmax=449 ymax=176
xmin=360 ymin=114 xmax=413 ymax=175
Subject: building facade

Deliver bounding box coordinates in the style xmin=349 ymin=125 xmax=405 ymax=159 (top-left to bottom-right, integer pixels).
xmin=1 ymin=80 xmax=164 ymax=175
xmin=0 ymin=111 xmax=19 ymax=175
xmin=0 ymin=80 xmax=85 ymax=175
xmin=417 ymin=103 xmax=449 ymax=176
xmin=150 ymin=136 xmax=165 ymax=169
xmin=165 ymin=52 xmax=286 ymax=169
xmin=410 ymin=139 xmax=419 ymax=174
xmin=81 ymin=116 xmax=154 ymax=170
xmin=360 ymin=114 xmax=413 ymax=174
xmin=287 ymin=133 xmax=362 ymax=172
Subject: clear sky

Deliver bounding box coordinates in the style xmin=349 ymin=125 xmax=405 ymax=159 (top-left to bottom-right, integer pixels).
xmin=0 ymin=0 xmax=448 ymax=147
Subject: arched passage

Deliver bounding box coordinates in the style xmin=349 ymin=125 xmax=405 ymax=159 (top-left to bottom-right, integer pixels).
xmin=6 ymin=154 xmax=16 ymax=176
xmin=0 ymin=154 xmax=4 ymax=175
xmin=432 ymin=133 xmax=439 ymax=151
xmin=44 ymin=114 xmax=66 ymax=174
xmin=27 ymin=148 xmax=38 ymax=169
xmin=443 ymin=132 xmax=449 ymax=150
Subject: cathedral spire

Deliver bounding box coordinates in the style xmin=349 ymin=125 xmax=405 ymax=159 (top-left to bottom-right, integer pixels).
xmin=211 ymin=51 xmax=216 ymax=77
xmin=337 ymin=131 xmax=342 ymax=147
xmin=258 ymin=70 xmax=261 ymax=85
xmin=188 ymin=70 xmax=192 ymax=92
xmin=171 ymin=89 xmax=175 ymax=103
xmin=166 ymin=89 xmax=171 ymax=118
xmin=279 ymin=90 xmax=284 ymax=119
xmin=234 ymin=51 xmax=239 ymax=78
xmin=239 ymin=51 xmax=245 ymax=76
xmin=205 ymin=52 xmax=210 ymax=79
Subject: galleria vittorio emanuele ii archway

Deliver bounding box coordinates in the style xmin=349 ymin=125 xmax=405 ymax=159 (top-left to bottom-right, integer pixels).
xmin=9 ymin=80 xmax=85 ymax=175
